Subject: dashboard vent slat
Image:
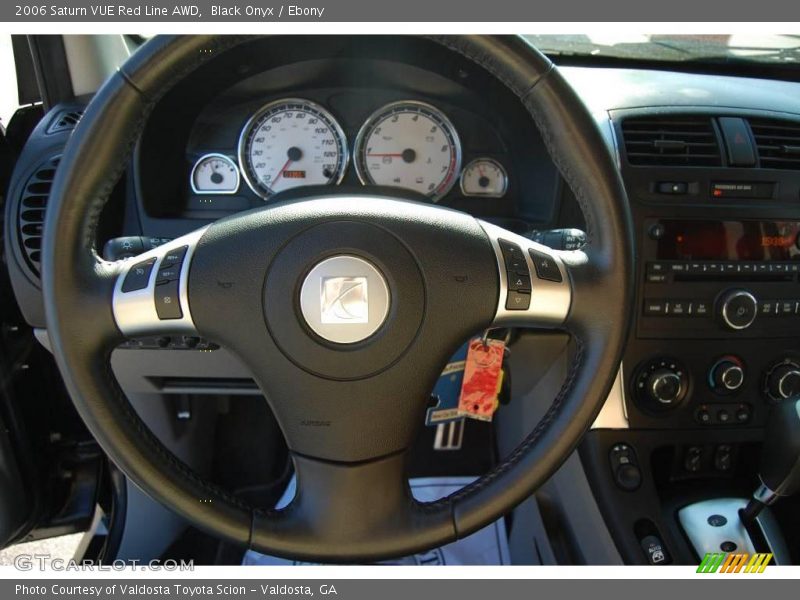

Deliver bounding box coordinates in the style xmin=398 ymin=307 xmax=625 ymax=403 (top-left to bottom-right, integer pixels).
xmin=621 ymin=116 xmax=722 ymax=167
xmin=46 ymin=109 xmax=84 ymax=135
xmin=749 ymin=118 xmax=800 ymax=170
xmin=17 ymin=157 xmax=60 ymax=278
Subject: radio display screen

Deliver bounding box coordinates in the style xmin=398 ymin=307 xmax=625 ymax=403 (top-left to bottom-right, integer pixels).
xmin=656 ymin=220 xmax=800 ymax=261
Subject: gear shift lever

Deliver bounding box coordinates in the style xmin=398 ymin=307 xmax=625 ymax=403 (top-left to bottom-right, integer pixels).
xmin=741 ymin=397 xmax=800 ymax=525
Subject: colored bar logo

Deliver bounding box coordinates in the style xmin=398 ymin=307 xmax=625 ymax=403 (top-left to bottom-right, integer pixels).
xmin=697 ymin=552 xmax=772 ymax=573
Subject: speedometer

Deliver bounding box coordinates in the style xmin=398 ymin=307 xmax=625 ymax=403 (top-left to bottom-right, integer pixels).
xmin=354 ymin=101 xmax=461 ymax=201
xmin=238 ymin=98 xmax=348 ymax=199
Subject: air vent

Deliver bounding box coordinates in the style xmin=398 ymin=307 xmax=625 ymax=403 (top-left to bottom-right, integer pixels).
xmin=748 ymin=118 xmax=800 ymax=170
xmin=46 ymin=109 xmax=83 ymax=135
xmin=17 ymin=157 xmax=59 ymax=278
xmin=621 ymin=116 xmax=722 ymax=167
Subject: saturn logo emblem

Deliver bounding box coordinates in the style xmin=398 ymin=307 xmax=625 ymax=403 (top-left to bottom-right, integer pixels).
xmin=320 ymin=277 xmax=369 ymax=324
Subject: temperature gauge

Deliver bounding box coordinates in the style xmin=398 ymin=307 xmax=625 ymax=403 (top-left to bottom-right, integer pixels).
xmin=191 ymin=153 xmax=240 ymax=195
xmin=460 ymin=158 xmax=508 ymax=198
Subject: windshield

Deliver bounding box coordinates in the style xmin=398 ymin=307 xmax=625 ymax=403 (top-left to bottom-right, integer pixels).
xmin=524 ymin=34 xmax=800 ymax=66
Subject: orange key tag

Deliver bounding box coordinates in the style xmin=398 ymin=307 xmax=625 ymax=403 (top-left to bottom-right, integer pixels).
xmin=458 ymin=338 xmax=505 ymax=422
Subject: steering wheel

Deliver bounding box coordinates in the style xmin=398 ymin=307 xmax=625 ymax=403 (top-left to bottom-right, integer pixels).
xmin=42 ymin=35 xmax=632 ymax=562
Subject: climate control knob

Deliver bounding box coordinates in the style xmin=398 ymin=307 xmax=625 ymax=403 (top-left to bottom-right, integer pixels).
xmin=633 ymin=358 xmax=689 ymax=413
xmin=765 ymin=361 xmax=800 ymax=401
xmin=719 ymin=289 xmax=758 ymax=330
xmin=648 ymin=369 xmax=683 ymax=405
xmin=709 ymin=356 xmax=745 ymax=393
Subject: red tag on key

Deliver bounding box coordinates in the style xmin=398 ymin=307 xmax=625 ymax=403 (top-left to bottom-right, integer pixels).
xmin=458 ymin=338 xmax=505 ymax=421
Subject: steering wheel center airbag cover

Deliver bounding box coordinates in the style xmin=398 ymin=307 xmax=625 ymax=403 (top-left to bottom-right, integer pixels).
xmin=264 ymin=217 xmax=424 ymax=380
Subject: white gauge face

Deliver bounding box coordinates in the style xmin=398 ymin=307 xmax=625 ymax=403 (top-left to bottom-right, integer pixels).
xmin=191 ymin=154 xmax=240 ymax=195
xmin=355 ymin=101 xmax=461 ymax=201
xmin=460 ymin=158 xmax=508 ymax=198
xmin=239 ymin=99 xmax=348 ymax=199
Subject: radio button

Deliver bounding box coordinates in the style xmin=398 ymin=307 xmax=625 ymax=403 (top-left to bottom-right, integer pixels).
xmin=719 ymin=289 xmax=758 ymax=330
xmin=668 ymin=301 xmax=688 ymax=316
xmin=643 ymin=300 xmax=666 ymax=316
xmin=779 ymin=300 xmax=797 ymax=315
xmin=694 ymin=302 xmax=710 ymax=316
xmin=758 ymin=300 xmax=777 ymax=316
xmin=669 ymin=263 xmax=687 ymax=273
xmin=647 ymin=262 xmax=668 ymax=274
xmin=647 ymin=273 xmax=667 ymax=283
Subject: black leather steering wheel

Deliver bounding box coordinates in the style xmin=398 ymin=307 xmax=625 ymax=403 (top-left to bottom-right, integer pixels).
xmin=42 ymin=35 xmax=632 ymax=562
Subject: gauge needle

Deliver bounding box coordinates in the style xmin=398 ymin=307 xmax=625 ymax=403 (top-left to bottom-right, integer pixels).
xmin=272 ymin=157 xmax=293 ymax=185
xmin=367 ymin=153 xmax=404 ymax=157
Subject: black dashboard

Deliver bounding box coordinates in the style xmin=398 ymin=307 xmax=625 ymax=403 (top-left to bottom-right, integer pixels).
xmin=135 ymin=37 xmax=562 ymax=231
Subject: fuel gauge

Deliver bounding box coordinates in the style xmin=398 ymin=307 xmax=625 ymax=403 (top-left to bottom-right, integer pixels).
xmin=191 ymin=153 xmax=240 ymax=195
xmin=460 ymin=158 xmax=508 ymax=198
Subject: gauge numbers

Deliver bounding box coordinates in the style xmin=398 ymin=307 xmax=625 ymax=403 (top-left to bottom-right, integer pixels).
xmin=238 ymin=99 xmax=348 ymax=199
xmin=191 ymin=154 xmax=240 ymax=195
xmin=460 ymin=158 xmax=508 ymax=198
xmin=355 ymin=101 xmax=461 ymax=201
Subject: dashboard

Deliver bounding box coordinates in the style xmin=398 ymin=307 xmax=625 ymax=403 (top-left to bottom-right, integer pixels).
xmin=134 ymin=36 xmax=563 ymax=234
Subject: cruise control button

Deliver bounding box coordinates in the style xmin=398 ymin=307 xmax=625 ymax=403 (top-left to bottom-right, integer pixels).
xmin=506 ymin=291 xmax=531 ymax=311
xmin=161 ymin=245 xmax=188 ymax=268
xmin=156 ymin=265 xmax=181 ymax=284
xmin=529 ymin=249 xmax=562 ymax=282
xmin=154 ymin=280 xmax=182 ymax=320
xmin=121 ymin=258 xmax=156 ymax=292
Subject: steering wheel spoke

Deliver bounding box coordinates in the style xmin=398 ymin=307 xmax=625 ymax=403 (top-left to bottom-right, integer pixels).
xmin=112 ymin=228 xmax=207 ymax=338
xmin=252 ymin=451 xmax=455 ymax=562
xmin=479 ymin=220 xmax=573 ymax=329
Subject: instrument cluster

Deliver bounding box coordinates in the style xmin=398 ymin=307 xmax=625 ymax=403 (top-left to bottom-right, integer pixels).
xmin=189 ymin=97 xmax=509 ymax=204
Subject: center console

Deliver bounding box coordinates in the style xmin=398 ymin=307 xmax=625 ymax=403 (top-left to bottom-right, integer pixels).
xmin=632 ymin=218 xmax=800 ymax=429
xmin=582 ymin=107 xmax=800 ymax=566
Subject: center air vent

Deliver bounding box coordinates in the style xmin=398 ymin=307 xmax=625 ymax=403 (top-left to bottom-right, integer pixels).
xmin=17 ymin=156 xmax=59 ymax=278
xmin=748 ymin=118 xmax=800 ymax=171
xmin=621 ymin=116 xmax=722 ymax=167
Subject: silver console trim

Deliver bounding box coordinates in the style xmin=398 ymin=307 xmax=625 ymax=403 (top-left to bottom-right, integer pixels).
xmin=477 ymin=220 xmax=572 ymax=328
xmin=678 ymin=497 xmax=790 ymax=565
xmin=112 ymin=228 xmax=208 ymax=337
xmin=591 ymin=366 xmax=629 ymax=430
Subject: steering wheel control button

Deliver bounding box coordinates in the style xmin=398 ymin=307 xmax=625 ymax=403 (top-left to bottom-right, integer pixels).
xmin=506 ymin=291 xmax=531 ymax=311
xmin=121 ymin=258 xmax=156 ymax=292
xmin=529 ymin=248 xmax=563 ymax=282
xmin=719 ymin=289 xmax=758 ymax=330
xmin=161 ymin=245 xmax=188 ymax=267
xmin=154 ymin=280 xmax=182 ymax=320
xmin=153 ymin=246 xmax=188 ymax=320
xmin=508 ymin=272 xmax=531 ymax=292
xmin=299 ymin=255 xmax=390 ymax=345
xmin=156 ymin=265 xmax=181 ymax=284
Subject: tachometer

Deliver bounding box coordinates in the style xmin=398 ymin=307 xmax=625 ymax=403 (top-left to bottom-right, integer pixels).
xmin=354 ymin=101 xmax=461 ymax=201
xmin=238 ymin=99 xmax=348 ymax=199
